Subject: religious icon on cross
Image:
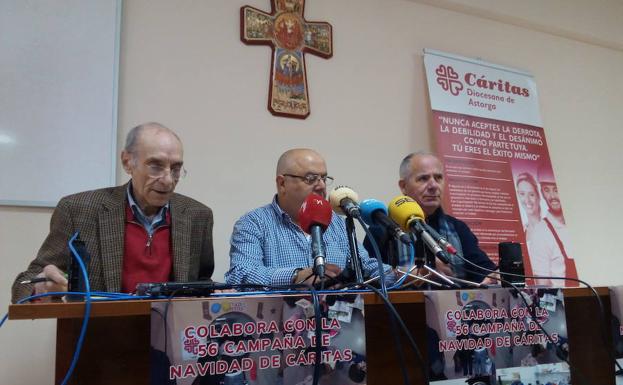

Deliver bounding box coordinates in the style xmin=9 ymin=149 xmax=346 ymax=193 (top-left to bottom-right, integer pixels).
xmin=241 ymin=0 xmax=333 ymax=119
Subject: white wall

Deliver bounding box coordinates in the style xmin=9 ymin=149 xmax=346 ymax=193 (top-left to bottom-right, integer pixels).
xmin=1 ymin=0 xmax=622 ymax=383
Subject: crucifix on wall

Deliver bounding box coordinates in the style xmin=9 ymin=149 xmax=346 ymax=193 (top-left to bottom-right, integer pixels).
xmin=240 ymin=0 xmax=333 ymax=119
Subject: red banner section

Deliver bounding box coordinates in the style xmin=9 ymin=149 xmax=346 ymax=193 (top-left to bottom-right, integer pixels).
xmin=424 ymin=49 xmax=578 ymax=286
xmin=434 ymin=110 xmax=535 ymax=266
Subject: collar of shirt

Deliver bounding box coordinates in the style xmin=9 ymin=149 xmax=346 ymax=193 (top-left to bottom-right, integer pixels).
xmin=270 ymin=194 xmax=295 ymax=223
xmin=426 ymin=207 xmax=444 ymax=226
xmin=270 ymin=195 xmax=311 ymax=240
xmin=126 ymin=182 xmax=169 ymax=235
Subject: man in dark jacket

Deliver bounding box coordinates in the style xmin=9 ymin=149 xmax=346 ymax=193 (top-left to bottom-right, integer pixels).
xmin=365 ymin=152 xmax=495 ymax=284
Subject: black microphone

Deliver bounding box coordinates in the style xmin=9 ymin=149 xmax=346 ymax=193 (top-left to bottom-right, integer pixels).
xmin=422 ymin=223 xmax=458 ymax=255
xmin=360 ymin=199 xmax=412 ymax=244
xmin=329 ymin=186 xmax=361 ymax=218
xmin=409 ymin=219 xmax=450 ymax=264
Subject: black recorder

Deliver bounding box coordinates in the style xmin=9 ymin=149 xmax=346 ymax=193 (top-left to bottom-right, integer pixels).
xmin=67 ymin=236 xmax=91 ymax=301
xmin=498 ymin=242 xmax=525 ymax=288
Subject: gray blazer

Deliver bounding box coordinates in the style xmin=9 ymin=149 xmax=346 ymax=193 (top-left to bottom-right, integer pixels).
xmin=11 ymin=183 xmax=214 ymax=302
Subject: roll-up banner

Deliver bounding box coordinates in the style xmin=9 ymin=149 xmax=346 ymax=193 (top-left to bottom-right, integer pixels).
xmin=424 ymin=49 xmax=579 ymax=287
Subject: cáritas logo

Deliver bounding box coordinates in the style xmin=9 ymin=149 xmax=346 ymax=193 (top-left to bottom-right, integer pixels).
xmin=435 ymin=64 xmax=530 ymax=98
xmin=435 ymin=65 xmax=463 ymax=96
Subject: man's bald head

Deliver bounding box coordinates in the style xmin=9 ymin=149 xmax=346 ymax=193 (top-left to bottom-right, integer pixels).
xmin=120 ymin=121 xmax=184 ymax=216
xmin=276 ymin=148 xmax=323 ymax=175
xmin=124 ymin=122 xmax=182 ymax=155
xmin=275 ymin=148 xmax=328 ymax=223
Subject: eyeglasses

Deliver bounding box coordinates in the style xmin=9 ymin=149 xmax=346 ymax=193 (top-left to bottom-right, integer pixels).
xmin=283 ymin=173 xmax=334 ymax=186
xmin=145 ymin=164 xmax=187 ymax=180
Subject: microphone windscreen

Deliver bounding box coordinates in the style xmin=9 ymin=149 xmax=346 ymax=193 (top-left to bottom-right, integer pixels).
xmin=328 ymin=186 xmax=359 ymax=215
xmin=388 ymin=195 xmax=425 ymax=231
xmin=359 ymin=199 xmax=387 ymax=227
xmin=298 ymin=193 xmax=333 ymax=234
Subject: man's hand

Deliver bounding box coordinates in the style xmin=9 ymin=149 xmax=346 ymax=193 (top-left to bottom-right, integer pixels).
xmin=434 ymin=257 xmax=454 ymax=277
xmin=480 ymin=271 xmax=500 ymax=286
xmin=293 ymin=263 xmax=342 ymax=288
xmin=33 ymin=264 xmax=68 ymax=301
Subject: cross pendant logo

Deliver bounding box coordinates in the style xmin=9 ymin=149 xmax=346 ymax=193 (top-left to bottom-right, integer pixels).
xmin=241 ymin=0 xmax=333 ymax=119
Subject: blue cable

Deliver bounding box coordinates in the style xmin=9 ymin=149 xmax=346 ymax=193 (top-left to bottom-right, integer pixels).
xmin=387 ymin=242 xmax=415 ymax=290
xmin=355 ymin=217 xmax=388 ymax=297
xmin=0 ymin=233 xmax=94 ymax=384
xmin=0 ymin=291 xmax=154 ymax=330
xmin=62 ymin=232 xmax=92 ymax=385
xmin=1 ymin=294 xmax=72 ymax=329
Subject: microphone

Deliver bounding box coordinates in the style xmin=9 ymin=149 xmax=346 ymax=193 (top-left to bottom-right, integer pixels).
xmin=422 ymin=222 xmax=458 ymax=255
xmin=387 ymin=196 xmax=450 ymax=264
xmin=328 ymin=186 xmax=361 ymax=218
xmin=359 ymin=199 xmax=412 ymax=244
xmin=298 ymin=193 xmax=333 ymax=278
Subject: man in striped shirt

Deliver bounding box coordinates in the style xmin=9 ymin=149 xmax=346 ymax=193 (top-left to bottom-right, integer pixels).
xmin=225 ymin=148 xmax=388 ymax=288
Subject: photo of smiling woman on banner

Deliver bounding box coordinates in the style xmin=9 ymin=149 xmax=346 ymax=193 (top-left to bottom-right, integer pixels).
xmin=513 ymin=162 xmax=578 ymax=287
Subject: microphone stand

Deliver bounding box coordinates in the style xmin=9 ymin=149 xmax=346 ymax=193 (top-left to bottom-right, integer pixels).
xmin=344 ymin=216 xmax=364 ymax=284
xmin=396 ymin=265 xmax=444 ymax=288
xmin=421 ymin=265 xmax=459 ymax=288
xmin=398 ymin=259 xmax=484 ymax=289
xmin=392 ymin=238 xmax=409 ymax=268
xmin=417 ymin=229 xmax=486 ymax=288
xmin=413 ymin=232 xmax=441 ymax=290
xmin=424 ymin=265 xmax=486 ymax=288
xmin=393 ymin=232 xmax=449 ymax=289
xmin=408 ymin=227 xmax=482 ymax=289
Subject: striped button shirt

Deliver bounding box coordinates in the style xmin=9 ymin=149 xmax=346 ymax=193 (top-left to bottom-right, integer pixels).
xmin=225 ymin=196 xmax=388 ymax=286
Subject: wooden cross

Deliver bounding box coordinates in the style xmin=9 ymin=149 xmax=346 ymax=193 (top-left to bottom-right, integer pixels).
xmin=240 ymin=0 xmax=333 ymax=119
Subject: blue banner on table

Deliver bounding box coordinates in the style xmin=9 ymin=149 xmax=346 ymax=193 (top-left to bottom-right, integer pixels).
xmin=610 ymin=286 xmax=623 ymax=385
xmin=425 ymin=288 xmax=570 ymax=385
xmin=150 ymin=294 xmax=367 ymax=385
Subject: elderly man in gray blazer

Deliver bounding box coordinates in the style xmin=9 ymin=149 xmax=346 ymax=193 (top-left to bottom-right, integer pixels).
xmin=12 ymin=122 xmax=214 ymax=302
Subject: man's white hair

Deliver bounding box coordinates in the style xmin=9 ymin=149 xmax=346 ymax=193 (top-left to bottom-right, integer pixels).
xmin=398 ymin=151 xmax=439 ymax=179
xmin=123 ymin=122 xmax=180 ymax=154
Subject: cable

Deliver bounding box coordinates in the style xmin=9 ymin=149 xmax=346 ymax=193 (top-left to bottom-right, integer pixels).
xmin=229 ymin=283 xmax=325 ymax=385
xmin=388 ymin=299 xmax=412 ymax=385
xmin=297 ymin=271 xmax=315 ymax=285
xmin=181 ymin=282 xmax=413 ymax=385
xmin=356 ymin=217 xmax=388 ymax=296
xmin=11 ymin=292 xmax=152 ymax=334
xmin=0 ymin=291 xmax=165 ymax=332
xmin=310 ymin=288 xmax=322 ymax=385
xmin=355 ymin=282 xmax=429 ymax=384
xmin=2 ymin=234 xmax=97 ymax=384
xmin=387 ymin=242 xmax=415 ymax=290
xmin=152 ymin=282 xmax=325 ymax=385
xmin=457 ymin=251 xmax=623 ymax=374
xmin=4 ymin=280 xmax=425 ymax=385
xmin=354 ymin=219 xmax=415 ymax=384
xmin=462 ymin=266 xmax=593 ymax=385
xmin=61 ymin=232 xmax=92 ymax=385
xmin=162 ymin=288 xmax=186 ymax=358
xmin=353 ymin=214 xmax=426 ymax=384
xmin=0 ymin=313 xmax=8 ymax=328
